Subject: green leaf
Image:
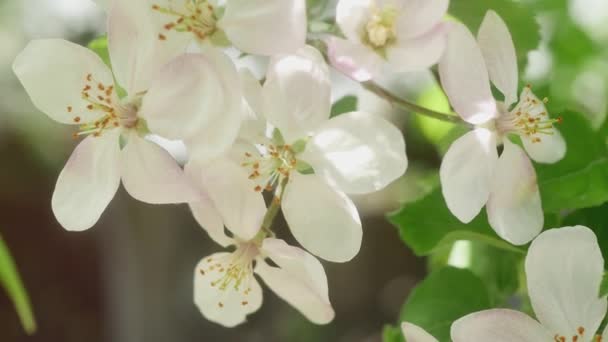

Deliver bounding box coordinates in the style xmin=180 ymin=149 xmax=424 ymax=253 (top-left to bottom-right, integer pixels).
xmin=563 ymin=203 xmax=608 ymax=258
xmin=330 ymin=96 xmax=357 ymax=118
xmin=87 ymin=35 xmax=111 ymax=67
xmin=449 ymin=0 xmax=541 ymax=67
xmin=468 ymin=243 xmax=522 ymax=306
xmin=399 ymin=267 xmax=491 ymax=341
xmin=388 ymin=189 xmax=524 ymax=256
xmin=0 ymin=235 xmax=36 ymax=334
xmin=536 ymin=111 xmax=608 ymax=212
xmin=382 ymin=324 xmax=404 ymax=342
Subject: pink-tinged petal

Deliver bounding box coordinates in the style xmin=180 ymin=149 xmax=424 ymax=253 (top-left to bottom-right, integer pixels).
xmin=219 ymin=0 xmax=306 ymax=55
xmin=256 ymin=238 xmax=335 ymax=324
xmin=336 ymin=0 xmax=373 ymax=42
xmin=525 ymin=226 xmax=607 ymax=339
xmin=108 ymin=0 xmax=189 ymax=94
xmin=440 ymin=128 xmax=498 ymax=223
xmin=141 ymin=48 xmax=241 ymax=147
xmin=477 ymin=10 xmax=518 ymax=106
xmin=13 ymin=39 xmax=113 ymax=125
xmin=401 ymin=322 xmax=439 ymax=342
xmin=396 ymin=0 xmax=449 ymax=39
xmin=326 ymin=36 xmax=384 ymax=82
xmin=451 ymin=309 xmax=552 ymax=342
xmin=439 ymin=22 xmax=497 ymax=125
xmin=522 ymin=128 xmax=567 ymax=164
xmin=189 ymin=158 xmax=266 ymax=241
xmin=185 ymin=161 xmax=234 ymax=247
xmin=282 ymin=173 xmax=362 ymax=262
xmin=120 ymin=134 xmax=198 ymax=204
xmin=302 ymin=111 xmax=407 ymax=194
xmin=486 ymin=140 xmax=542 ymax=245
xmin=387 ymin=23 xmax=448 ymax=73
xmin=194 ymin=252 xmax=263 ymax=327
xmin=52 ymin=130 xmax=121 ymax=231
xmin=263 ymin=46 xmax=332 ymax=142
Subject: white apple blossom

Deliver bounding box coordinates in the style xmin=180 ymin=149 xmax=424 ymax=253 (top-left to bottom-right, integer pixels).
xmin=328 ymin=0 xmax=449 ymax=81
xmin=452 ymin=226 xmax=608 ymax=342
xmin=148 ymin=0 xmax=307 ymax=56
xmin=203 ymin=46 xmax=408 ymax=263
xmin=185 ymin=160 xmax=334 ymax=327
xmin=12 ymin=1 xmax=242 ymax=231
xmin=438 ymin=11 xmax=566 ymax=245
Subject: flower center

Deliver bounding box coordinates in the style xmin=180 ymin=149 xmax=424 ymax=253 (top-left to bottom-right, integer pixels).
xmin=553 ymin=326 xmax=603 ymax=342
xmin=363 ymin=5 xmax=398 ymax=52
xmin=199 ymin=243 xmax=259 ymax=309
xmin=68 ymin=73 xmax=139 ymax=139
xmin=496 ymin=85 xmax=562 ymax=143
xmin=241 ymin=143 xmax=300 ymax=192
xmin=152 ymin=0 xmax=218 ymax=42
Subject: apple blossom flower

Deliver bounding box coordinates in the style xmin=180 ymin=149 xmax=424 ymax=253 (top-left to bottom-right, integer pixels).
xmin=328 ymin=0 xmax=449 ymax=81
xmin=185 ymin=160 xmax=334 ymax=327
xmin=148 ymin=0 xmax=306 ymax=56
xmin=451 ymin=226 xmax=608 ymax=341
xmin=203 ymin=46 xmax=408 ymax=263
xmin=12 ymin=1 xmax=242 ymax=231
xmin=439 ymin=11 xmax=566 ymax=245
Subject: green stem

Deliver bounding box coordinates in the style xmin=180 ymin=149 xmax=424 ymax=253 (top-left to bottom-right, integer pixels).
xmin=261 ymin=176 xmax=290 ymax=233
xmin=361 ymin=81 xmax=471 ymax=126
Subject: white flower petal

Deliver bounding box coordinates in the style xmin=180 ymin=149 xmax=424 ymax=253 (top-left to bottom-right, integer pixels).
xmin=396 ymin=0 xmax=449 ymax=39
xmin=120 ymin=134 xmax=198 ymax=204
xmin=256 ymin=238 xmax=335 ymax=324
xmin=92 ymin=0 xmax=108 ymax=11
xmin=336 ymin=0 xmax=373 ymax=42
xmin=522 ymin=128 xmax=567 ymax=164
xmin=525 ymin=226 xmax=607 ymax=339
xmin=51 ymin=130 xmax=121 ymax=231
xmin=185 ymin=161 xmax=233 ymax=247
xmin=219 ymin=0 xmax=306 ymax=56
xmin=237 ymin=69 xmax=267 ymax=143
xmin=486 ymin=140 xmax=543 ymax=245
xmin=477 ymin=10 xmax=518 ymax=106
xmin=325 ymin=37 xmax=384 ymax=82
xmin=440 ymin=128 xmax=498 ymax=223
xmin=191 ymin=158 xmax=266 ymax=241
xmin=451 ymin=309 xmax=552 ymax=342
xmin=263 ymin=46 xmax=332 ymax=142
xmin=400 ymin=322 xmax=438 ymax=342
xmin=107 ymin=0 xmax=189 ymax=94
xmin=282 ymin=173 xmax=362 ymax=262
xmin=13 ymin=39 xmax=113 ymax=125
xmin=303 ymin=111 xmax=407 ymax=194
xmin=140 ymin=48 xmax=243 ymax=146
xmin=387 ymin=23 xmax=448 ymax=73
xmin=439 ymin=22 xmax=497 ymax=125
xmin=194 ymin=252 xmax=263 ymax=328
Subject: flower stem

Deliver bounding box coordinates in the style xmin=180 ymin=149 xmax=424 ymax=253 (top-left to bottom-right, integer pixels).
xmin=261 ymin=176 xmax=290 ymax=233
xmin=360 ymin=81 xmax=472 ymax=126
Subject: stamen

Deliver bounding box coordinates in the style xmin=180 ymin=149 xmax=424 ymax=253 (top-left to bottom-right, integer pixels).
xmin=152 ymin=0 xmax=218 ymax=42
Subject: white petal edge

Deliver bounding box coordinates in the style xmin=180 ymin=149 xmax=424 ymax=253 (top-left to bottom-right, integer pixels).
xmin=325 ymin=36 xmax=384 ymax=82
xmin=396 ymin=0 xmax=449 ymax=39
xmin=219 ymin=0 xmax=306 ymax=56
xmin=282 ymin=173 xmax=362 ymax=262
xmin=13 ymin=39 xmax=113 ymax=125
xmin=256 ymin=238 xmax=335 ymax=324
xmin=120 ymin=134 xmax=199 ymax=204
xmin=440 ymin=128 xmax=498 ymax=223
xmin=486 ymin=139 xmax=543 ymax=245
xmin=401 ymin=322 xmax=439 ymax=342
xmin=263 ymin=46 xmax=332 ymax=142
xmin=52 ymin=130 xmax=121 ymax=231
xmin=525 ymin=226 xmax=607 ymax=339
xmin=451 ymin=309 xmax=552 ymax=342
xmin=303 ymin=111 xmax=407 ymax=194
xmin=522 ymin=128 xmax=567 ymax=164
xmin=439 ymin=22 xmax=497 ymax=125
xmin=477 ymin=10 xmax=519 ymax=107
xmin=387 ymin=23 xmax=448 ymax=73
xmin=194 ymin=252 xmax=263 ymax=327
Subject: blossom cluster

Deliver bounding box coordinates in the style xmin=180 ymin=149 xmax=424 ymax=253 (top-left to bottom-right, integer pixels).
xmin=12 ymin=0 xmax=601 ymax=338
